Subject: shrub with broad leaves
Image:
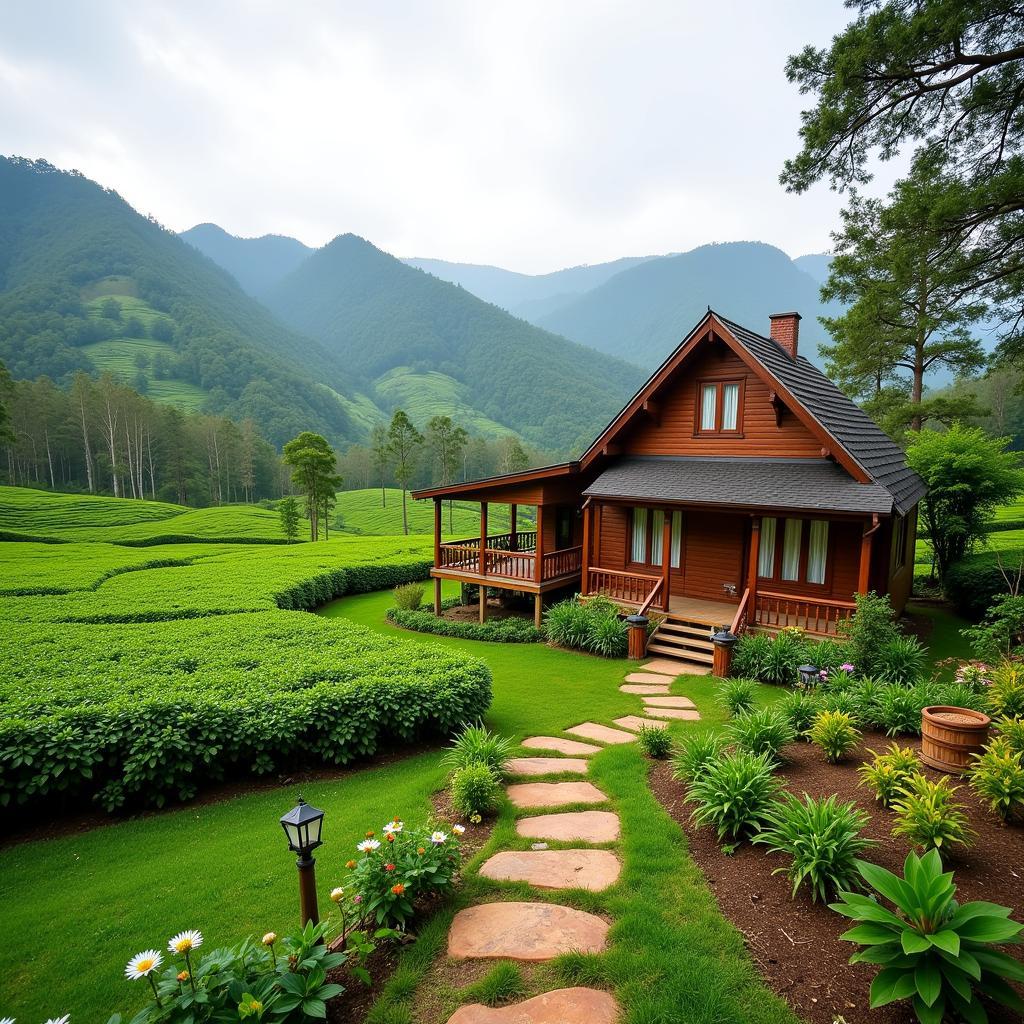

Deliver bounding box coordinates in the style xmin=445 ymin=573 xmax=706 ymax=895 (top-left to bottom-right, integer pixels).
xmin=830 ymin=850 xmax=1024 ymax=1024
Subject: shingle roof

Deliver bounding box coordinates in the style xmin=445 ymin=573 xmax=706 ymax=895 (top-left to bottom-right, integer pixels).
xmin=716 ymin=313 xmax=926 ymax=515
xmin=583 ymin=456 xmax=896 ymax=514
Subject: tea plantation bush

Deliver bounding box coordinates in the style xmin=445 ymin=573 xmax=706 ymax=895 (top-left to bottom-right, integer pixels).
xmin=386 ymin=605 xmax=545 ymax=642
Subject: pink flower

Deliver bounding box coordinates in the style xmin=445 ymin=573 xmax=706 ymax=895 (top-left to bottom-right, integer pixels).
xmin=840 ymin=663 xmax=854 ymax=673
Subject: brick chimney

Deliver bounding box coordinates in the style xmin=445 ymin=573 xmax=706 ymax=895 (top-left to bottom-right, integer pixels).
xmin=769 ymin=312 xmax=801 ymax=359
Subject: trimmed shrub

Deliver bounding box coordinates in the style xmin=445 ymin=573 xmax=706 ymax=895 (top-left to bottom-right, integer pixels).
xmin=858 ymin=743 xmax=923 ymax=808
xmin=393 ymin=582 xmax=426 ymax=610
xmin=969 ymin=740 xmax=1024 ymax=822
xmin=441 ymin=723 xmax=513 ymax=779
xmin=687 ymin=749 xmax=779 ymax=846
xmin=637 ymin=724 xmax=673 ymax=759
xmin=386 ymin=606 xmax=544 ymax=643
xmin=945 ymin=549 xmax=1022 ymax=618
xmin=725 ymin=707 xmax=796 ymax=762
xmin=838 ymin=591 xmax=901 ymax=677
xmin=778 ymin=689 xmax=822 ymax=736
xmin=809 ymin=710 xmax=861 ymax=763
xmin=719 ymin=677 xmax=757 ymax=717
xmin=450 ymin=763 xmax=501 ymax=820
xmin=671 ymin=732 xmax=726 ymax=782
xmin=753 ymin=793 xmax=873 ymax=902
xmin=891 ymin=774 xmax=975 ymax=853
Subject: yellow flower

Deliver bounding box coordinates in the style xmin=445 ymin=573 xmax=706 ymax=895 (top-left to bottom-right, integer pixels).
xmin=262 ymin=932 xmax=277 ymax=946
xmin=330 ymin=887 xmax=345 ymax=902
xmin=177 ymin=970 xmax=190 ymax=983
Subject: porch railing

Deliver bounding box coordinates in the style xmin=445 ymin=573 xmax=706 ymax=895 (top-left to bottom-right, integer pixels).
xmin=541 ymin=546 xmax=583 ymax=579
xmin=638 ymin=577 xmax=665 ymax=617
xmin=440 ymin=531 xmax=537 ymax=554
xmin=437 ymin=535 xmax=580 ymax=583
xmin=587 ymin=567 xmax=663 ymax=606
xmin=730 ymin=588 xmax=750 ymax=635
xmin=753 ymin=591 xmax=855 ymax=636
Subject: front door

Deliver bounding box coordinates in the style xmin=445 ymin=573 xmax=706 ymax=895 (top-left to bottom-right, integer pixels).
xmin=554 ymin=506 xmax=574 ymax=550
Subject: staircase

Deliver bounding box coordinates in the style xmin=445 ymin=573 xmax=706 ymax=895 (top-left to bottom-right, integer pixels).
xmin=645 ymin=616 xmax=715 ymax=673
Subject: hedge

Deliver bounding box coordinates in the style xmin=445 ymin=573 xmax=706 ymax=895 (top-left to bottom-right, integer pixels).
xmin=386 ymin=604 xmax=545 ymax=643
xmin=945 ymin=549 xmax=1024 ymax=619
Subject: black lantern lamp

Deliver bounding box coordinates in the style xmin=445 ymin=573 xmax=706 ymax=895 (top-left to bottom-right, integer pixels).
xmin=280 ymin=797 xmax=324 ymax=926
xmin=798 ymin=664 xmax=820 ymax=689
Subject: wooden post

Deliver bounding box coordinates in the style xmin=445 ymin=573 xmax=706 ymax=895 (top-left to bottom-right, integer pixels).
xmin=432 ymin=497 xmax=442 ymax=615
xmin=661 ymin=510 xmax=672 ymax=611
xmin=509 ymin=504 xmax=517 ymax=550
xmin=626 ymin=615 xmax=648 ymax=659
xmin=479 ymin=585 xmax=487 ymax=623
xmin=711 ymin=629 xmax=738 ymax=677
xmin=581 ymin=502 xmax=592 ymax=596
xmin=479 ymin=502 xmax=488 ymax=577
xmin=534 ymin=505 xmax=544 ymax=584
xmin=858 ymin=518 xmax=874 ymax=595
xmin=534 ymin=592 xmax=543 ymax=629
xmin=747 ymin=516 xmax=761 ymax=620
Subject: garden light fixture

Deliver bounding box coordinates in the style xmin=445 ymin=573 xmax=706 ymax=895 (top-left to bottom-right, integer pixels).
xmin=280 ymin=797 xmax=325 ymax=926
xmin=798 ymin=664 xmax=819 ymax=689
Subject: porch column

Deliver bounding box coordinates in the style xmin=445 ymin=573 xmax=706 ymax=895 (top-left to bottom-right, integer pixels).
xmin=747 ymin=516 xmax=761 ymax=614
xmin=534 ymin=505 xmax=544 ymax=585
xmin=479 ymin=584 xmax=487 ymax=623
xmin=580 ymin=501 xmax=592 ymax=596
xmin=433 ymin=497 xmax=442 ymax=615
xmin=479 ymin=502 xmax=488 ymax=577
xmin=509 ymin=504 xmax=518 ymax=550
xmin=534 ymin=593 xmax=543 ymax=629
xmin=660 ymin=509 xmax=672 ymax=611
xmin=858 ymin=516 xmax=876 ymax=595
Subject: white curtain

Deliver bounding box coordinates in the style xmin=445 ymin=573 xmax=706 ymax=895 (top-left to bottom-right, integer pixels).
xmin=631 ymin=508 xmax=648 ymax=563
xmin=758 ymin=517 xmax=777 ymax=578
xmin=671 ymin=511 xmax=682 ymax=568
xmin=807 ymin=520 xmax=829 ymax=584
xmin=722 ymin=382 xmax=739 ymax=430
xmin=700 ymin=384 xmax=717 ymax=430
xmin=650 ymin=510 xmax=665 ymax=565
xmin=781 ymin=518 xmax=802 ymax=581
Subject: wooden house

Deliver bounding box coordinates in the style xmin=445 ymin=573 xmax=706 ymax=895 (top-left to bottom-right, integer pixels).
xmin=412 ymin=310 xmax=925 ymax=671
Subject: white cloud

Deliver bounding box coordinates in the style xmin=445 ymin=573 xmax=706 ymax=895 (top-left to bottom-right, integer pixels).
xmin=0 ymin=0 xmax=903 ymax=273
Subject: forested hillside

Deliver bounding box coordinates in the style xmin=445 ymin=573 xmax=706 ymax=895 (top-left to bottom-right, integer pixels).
xmin=180 ymin=223 xmax=312 ymax=296
xmin=0 ymin=158 xmax=359 ymax=447
xmin=263 ymin=234 xmax=646 ymax=451
xmin=536 ymin=241 xmax=840 ymax=368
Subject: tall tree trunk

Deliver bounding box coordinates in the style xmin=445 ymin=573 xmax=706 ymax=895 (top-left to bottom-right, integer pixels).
xmin=77 ymin=391 xmax=95 ymax=493
xmin=402 ymin=486 xmax=409 ymax=535
xmin=146 ymin=428 xmax=156 ymax=499
xmin=44 ymin=429 xmax=55 ymax=489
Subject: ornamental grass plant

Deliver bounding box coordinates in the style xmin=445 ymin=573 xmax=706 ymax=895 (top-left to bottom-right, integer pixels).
xmin=671 ymin=732 xmax=726 ymax=783
xmin=718 ymin=677 xmax=757 ymax=717
xmin=891 ymin=774 xmax=975 ymax=853
xmin=725 ymin=706 xmax=796 ymax=763
xmin=809 ymin=710 xmax=861 ymax=763
xmin=440 ymin=722 xmax=513 ymax=780
xmin=687 ymin=749 xmax=780 ymax=847
xmin=857 ymin=744 xmax=923 ymax=808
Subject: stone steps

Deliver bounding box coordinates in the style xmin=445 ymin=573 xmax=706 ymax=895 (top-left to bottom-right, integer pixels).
xmin=613 ymin=715 xmax=667 ymax=732
xmin=516 ymin=810 xmax=620 ymax=843
xmin=566 ymin=722 xmax=636 ymax=745
xmin=506 ymin=757 xmax=589 ymax=776
xmin=521 ymin=736 xmax=601 ymax=756
xmin=448 ymin=902 xmax=609 ymax=961
xmin=447 ymin=988 xmax=619 ymax=1024
xmin=506 ymin=781 xmax=607 ymax=808
xmin=479 ymin=848 xmax=621 ymax=891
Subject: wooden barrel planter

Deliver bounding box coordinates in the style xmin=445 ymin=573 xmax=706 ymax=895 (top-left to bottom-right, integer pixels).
xmin=920 ymin=706 xmax=991 ymax=774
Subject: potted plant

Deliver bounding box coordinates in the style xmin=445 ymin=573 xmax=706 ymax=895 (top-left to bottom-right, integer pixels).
xmin=920 ymin=705 xmax=991 ymax=774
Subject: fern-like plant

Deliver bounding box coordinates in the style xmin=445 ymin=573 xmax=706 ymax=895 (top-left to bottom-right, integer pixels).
xmin=687 ymin=750 xmax=779 ymax=848
xmin=857 ymin=744 xmax=922 ymax=808
xmin=725 ymin=706 xmax=796 ymax=762
xmin=986 ymin=660 xmax=1024 ymax=718
xmin=995 ymin=715 xmax=1024 ymax=754
xmin=891 ymin=774 xmax=975 ymax=853
xmin=809 ymin=710 xmax=861 ymax=763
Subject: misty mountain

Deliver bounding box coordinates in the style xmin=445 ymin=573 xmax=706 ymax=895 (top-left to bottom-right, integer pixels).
xmin=535 ymin=242 xmax=841 ymax=368
xmin=180 ymin=222 xmax=313 ymax=297
xmin=263 ymin=234 xmax=646 ymax=451
xmin=793 ymin=252 xmax=832 ymax=285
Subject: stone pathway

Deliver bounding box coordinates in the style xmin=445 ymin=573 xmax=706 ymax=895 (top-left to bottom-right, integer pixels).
xmin=443 ymin=650 xmax=704 ymax=1022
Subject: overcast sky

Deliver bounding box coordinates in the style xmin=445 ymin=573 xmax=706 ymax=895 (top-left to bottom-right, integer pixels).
xmin=1 ymin=1 xmax=901 ymax=274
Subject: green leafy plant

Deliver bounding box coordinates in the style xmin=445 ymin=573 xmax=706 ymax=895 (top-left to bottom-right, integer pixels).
xmin=730 ymin=631 xmax=772 ymax=681
xmin=760 ymin=629 xmax=807 ymax=686
xmin=995 ymin=715 xmax=1024 ymax=755
xmin=986 ymin=660 xmax=1024 ymax=718
xmin=544 ymin=596 xmax=627 ymax=658
xmin=858 ymin=744 xmax=922 ymax=808
xmin=875 ymin=635 xmax=927 ymax=685
xmin=450 ymin=762 xmax=500 ymax=820
xmin=778 ymin=689 xmax=822 ymax=737
xmin=877 ymin=683 xmax=930 ymax=737
xmin=822 ymin=688 xmax=861 ymax=723
xmin=637 ymin=724 xmax=673 ymax=759
xmin=392 ymin=582 xmax=426 ymax=611
xmin=441 ymin=722 xmax=513 ymax=779
xmin=753 ymin=793 xmax=873 ymax=902
xmin=671 ymin=732 xmax=726 ymax=782
xmin=804 ymin=638 xmax=850 ymax=674
xmin=891 ymin=775 xmax=975 ymax=853
xmin=830 ymin=849 xmax=1024 ymax=1024
xmin=809 ymin=710 xmax=861 ymax=763
xmin=838 ymin=591 xmax=902 ymax=677
xmin=719 ymin=677 xmax=757 ymax=717
xmin=849 ymin=677 xmax=887 ymax=729
xmin=687 ymin=750 xmax=779 ymax=847
xmin=963 ymin=593 xmax=1024 ymax=662
xmin=386 ymin=605 xmax=544 ymax=643
xmin=968 ymin=740 xmax=1024 ymax=822
xmin=725 ymin=706 xmax=796 ymax=762
xmin=934 ymin=682 xmax=988 ymax=713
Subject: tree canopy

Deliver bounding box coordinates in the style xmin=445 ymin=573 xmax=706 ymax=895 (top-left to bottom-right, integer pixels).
xmin=281 ymin=431 xmax=341 ymax=541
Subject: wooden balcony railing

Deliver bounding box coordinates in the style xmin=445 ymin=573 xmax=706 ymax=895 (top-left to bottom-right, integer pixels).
xmin=541 ymin=546 xmax=583 ymax=579
xmin=730 ymin=588 xmax=750 ymax=635
xmin=753 ymin=591 xmax=855 ymax=636
xmin=587 ymin=567 xmax=663 ymax=606
xmin=441 ymin=531 xmax=537 ymax=554
xmin=437 ymin=536 xmax=580 ymax=584
xmin=638 ymin=577 xmax=664 ymax=617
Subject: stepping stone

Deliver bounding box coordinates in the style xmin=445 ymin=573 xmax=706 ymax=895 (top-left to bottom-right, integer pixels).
xmin=507 ymin=757 xmax=588 ymax=776
xmin=613 ymin=715 xmax=667 ymax=732
xmin=479 ymin=849 xmax=621 ymax=891
xmin=566 ymin=722 xmax=636 ymax=745
xmin=516 ymin=810 xmax=621 ymax=843
xmin=625 ymin=672 xmax=676 ymax=685
xmin=522 ymin=736 xmax=601 ymax=756
xmin=640 ymin=659 xmax=685 ymax=676
xmin=506 ymin=781 xmax=607 ymax=808
xmin=447 ymin=987 xmax=619 ymax=1024
xmin=642 ymin=695 xmax=696 ymax=709
xmin=620 ymin=684 xmax=671 ymax=694
xmin=642 ymin=707 xmax=701 ymax=721
xmin=448 ymin=902 xmax=609 ymax=961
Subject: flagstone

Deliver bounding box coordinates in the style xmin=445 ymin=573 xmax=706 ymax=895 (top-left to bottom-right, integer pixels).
xmin=516 ymin=810 xmax=621 ymax=844
xmin=448 ymin=902 xmax=609 ymax=961
xmin=640 ymin=658 xmax=686 ymax=676
xmin=619 ymin=684 xmax=671 ymax=695
xmin=625 ymin=672 xmax=676 ymax=685
xmin=506 ymin=781 xmax=607 ymax=808
xmin=522 ymin=736 xmax=601 ymax=756
xmin=479 ymin=849 xmax=621 ymax=891
xmin=566 ymin=722 xmax=636 ymax=745
xmin=642 ymin=707 xmax=702 ymax=720
xmin=506 ymin=757 xmax=588 ymax=776
xmin=613 ymin=715 xmax=667 ymax=732
xmin=641 ymin=695 xmax=696 ymax=709
xmin=447 ymin=987 xmax=619 ymax=1024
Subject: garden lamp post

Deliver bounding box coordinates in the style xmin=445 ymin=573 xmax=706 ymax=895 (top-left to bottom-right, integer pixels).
xmin=280 ymin=797 xmax=325 ymax=928
xmin=798 ymin=664 xmax=819 ymax=689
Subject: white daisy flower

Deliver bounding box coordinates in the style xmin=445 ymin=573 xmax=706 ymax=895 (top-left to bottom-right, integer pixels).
xmin=330 ymin=887 xmax=345 ymax=902
xmin=430 ymin=830 xmax=447 ymax=844
xmin=452 ymin=824 xmax=466 ymax=835
xmin=0 ymin=1017 xmax=15 ymax=1024
xmin=168 ymin=930 xmax=203 ymax=955
xmin=44 ymin=1018 xmax=70 ymax=1024
xmin=383 ymin=820 xmax=404 ymax=833
xmin=125 ymin=950 xmax=163 ymax=979
xmin=357 ymin=838 xmax=381 ymax=853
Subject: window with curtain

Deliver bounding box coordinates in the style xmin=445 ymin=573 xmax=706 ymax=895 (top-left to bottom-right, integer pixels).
xmin=807 ymin=520 xmax=829 ymax=584
xmin=781 ymin=518 xmax=802 ymax=581
xmin=894 ymin=515 xmax=908 ymax=569
xmin=670 ymin=511 xmax=682 ymax=568
xmin=758 ymin=517 xmax=777 ymax=577
xmin=650 ymin=510 xmax=665 ymax=564
xmin=631 ymin=508 xmax=648 ymax=563
xmin=700 ymin=385 xmax=717 ymax=431
xmin=722 ymin=382 xmax=740 ymax=430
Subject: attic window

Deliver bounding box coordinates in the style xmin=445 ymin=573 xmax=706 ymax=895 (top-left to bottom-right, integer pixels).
xmin=695 ymin=379 xmax=743 ymax=435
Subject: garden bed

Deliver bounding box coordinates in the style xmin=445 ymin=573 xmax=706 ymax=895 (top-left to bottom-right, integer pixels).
xmin=650 ymin=731 xmax=1024 ymax=1024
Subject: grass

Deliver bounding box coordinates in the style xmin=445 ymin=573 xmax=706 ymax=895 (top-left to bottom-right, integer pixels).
xmin=906 ymin=599 xmax=974 ymax=679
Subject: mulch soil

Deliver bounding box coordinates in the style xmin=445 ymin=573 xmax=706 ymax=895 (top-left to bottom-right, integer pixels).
xmin=650 ymin=731 xmax=1024 ymax=1024
xmin=327 ymin=789 xmax=494 ymax=1024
